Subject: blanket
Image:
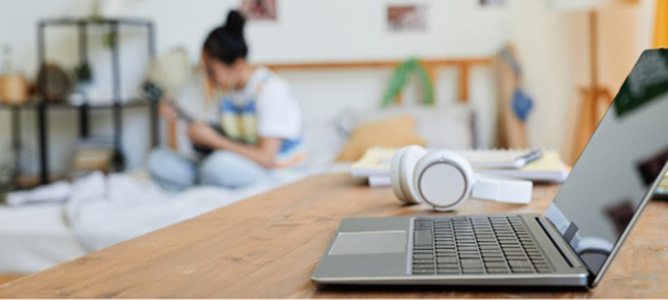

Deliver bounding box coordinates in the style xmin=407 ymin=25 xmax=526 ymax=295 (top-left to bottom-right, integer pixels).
xmin=64 ymin=171 xmax=304 ymax=251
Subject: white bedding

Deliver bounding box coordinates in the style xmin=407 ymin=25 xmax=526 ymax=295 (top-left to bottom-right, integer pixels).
xmin=0 ymin=204 xmax=87 ymax=273
xmin=66 ymin=169 xmax=309 ymax=252
xmin=0 ymin=169 xmax=311 ymax=274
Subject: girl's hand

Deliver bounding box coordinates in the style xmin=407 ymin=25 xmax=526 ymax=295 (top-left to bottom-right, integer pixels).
xmin=158 ymin=101 xmax=179 ymax=122
xmin=188 ymin=122 xmax=225 ymax=147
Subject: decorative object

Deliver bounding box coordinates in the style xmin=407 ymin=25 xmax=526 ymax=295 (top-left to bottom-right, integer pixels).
xmin=240 ymin=0 xmax=277 ymax=21
xmin=0 ymin=74 xmax=29 ymax=105
xmin=512 ymin=89 xmax=533 ymax=122
xmin=498 ymin=46 xmax=533 ymax=123
xmin=0 ymin=45 xmax=29 ymax=105
xmin=70 ymin=61 xmax=94 ymax=105
xmin=386 ymin=4 xmax=427 ymax=32
xmin=36 ymin=63 xmax=72 ymax=102
xmin=495 ymin=45 xmax=529 ymax=149
xmin=91 ymin=0 xmax=140 ymax=19
xmin=381 ymin=57 xmax=434 ymax=107
xmin=74 ymin=61 xmax=93 ymax=84
xmin=480 ymin=0 xmax=505 ymax=6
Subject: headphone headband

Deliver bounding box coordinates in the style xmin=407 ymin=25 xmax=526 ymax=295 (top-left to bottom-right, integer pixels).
xmin=472 ymin=174 xmax=532 ymax=204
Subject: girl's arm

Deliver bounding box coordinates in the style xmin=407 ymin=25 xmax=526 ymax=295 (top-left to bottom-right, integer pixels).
xmin=188 ymin=122 xmax=281 ymax=168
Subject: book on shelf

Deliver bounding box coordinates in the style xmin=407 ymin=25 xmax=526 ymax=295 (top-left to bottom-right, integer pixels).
xmin=71 ymin=138 xmax=116 ymax=175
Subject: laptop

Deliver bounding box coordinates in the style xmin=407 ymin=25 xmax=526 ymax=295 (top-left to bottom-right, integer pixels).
xmin=312 ymin=49 xmax=668 ymax=288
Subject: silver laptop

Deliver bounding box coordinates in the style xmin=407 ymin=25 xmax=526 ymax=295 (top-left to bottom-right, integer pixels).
xmin=312 ymin=49 xmax=668 ymax=288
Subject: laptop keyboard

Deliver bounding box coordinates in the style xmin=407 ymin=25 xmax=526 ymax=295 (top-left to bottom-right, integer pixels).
xmin=411 ymin=215 xmax=553 ymax=275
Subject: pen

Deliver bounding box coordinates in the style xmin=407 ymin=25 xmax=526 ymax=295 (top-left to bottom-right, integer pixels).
xmin=516 ymin=149 xmax=543 ymax=168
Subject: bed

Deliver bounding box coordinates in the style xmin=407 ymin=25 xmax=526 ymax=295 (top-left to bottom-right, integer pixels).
xmin=0 ymin=205 xmax=86 ymax=274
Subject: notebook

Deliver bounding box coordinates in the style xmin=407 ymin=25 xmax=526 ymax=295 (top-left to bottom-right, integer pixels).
xmin=351 ymin=147 xmax=569 ymax=186
xmin=350 ymin=147 xmax=397 ymax=178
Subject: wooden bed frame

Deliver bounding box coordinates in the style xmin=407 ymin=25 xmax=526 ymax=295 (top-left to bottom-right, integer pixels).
xmin=166 ymin=57 xmax=492 ymax=149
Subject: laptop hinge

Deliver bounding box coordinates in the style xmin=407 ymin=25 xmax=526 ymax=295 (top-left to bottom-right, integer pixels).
xmin=536 ymin=216 xmax=589 ymax=271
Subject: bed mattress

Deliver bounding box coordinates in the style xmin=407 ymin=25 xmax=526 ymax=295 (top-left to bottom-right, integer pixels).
xmin=0 ymin=204 xmax=87 ymax=274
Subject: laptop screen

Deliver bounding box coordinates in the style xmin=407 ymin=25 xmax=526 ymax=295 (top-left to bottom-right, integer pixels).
xmin=545 ymin=50 xmax=668 ymax=280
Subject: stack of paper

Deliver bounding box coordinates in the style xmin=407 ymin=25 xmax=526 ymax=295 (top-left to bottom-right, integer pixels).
xmin=472 ymin=150 xmax=568 ymax=183
xmin=351 ymin=147 xmax=569 ymax=187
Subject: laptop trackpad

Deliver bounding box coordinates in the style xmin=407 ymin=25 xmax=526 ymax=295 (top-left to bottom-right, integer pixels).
xmin=328 ymin=230 xmax=406 ymax=255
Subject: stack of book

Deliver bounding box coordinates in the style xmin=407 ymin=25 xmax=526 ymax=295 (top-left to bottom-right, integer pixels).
xmin=351 ymin=147 xmax=569 ymax=187
xmin=70 ymin=138 xmax=116 ymax=177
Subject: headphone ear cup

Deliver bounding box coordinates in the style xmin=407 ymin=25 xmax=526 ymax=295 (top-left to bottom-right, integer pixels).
xmin=401 ymin=146 xmax=427 ymax=204
xmin=390 ymin=147 xmax=409 ymax=202
xmin=413 ymin=151 xmax=474 ymax=211
xmin=390 ymin=145 xmax=427 ymax=204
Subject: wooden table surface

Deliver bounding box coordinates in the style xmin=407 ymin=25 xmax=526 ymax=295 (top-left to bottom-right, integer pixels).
xmin=0 ymin=173 xmax=666 ymax=298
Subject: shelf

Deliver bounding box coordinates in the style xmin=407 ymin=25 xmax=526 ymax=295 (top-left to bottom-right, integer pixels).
xmin=13 ymin=174 xmax=67 ymax=190
xmin=0 ymin=99 xmax=151 ymax=110
xmin=19 ymin=17 xmax=158 ymax=185
xmin=40 ymin=18 xmax=153 ymax=27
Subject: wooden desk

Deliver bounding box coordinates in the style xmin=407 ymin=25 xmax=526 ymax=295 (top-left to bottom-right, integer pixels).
xmin=0 ymin=173 xmax=666 ymax=298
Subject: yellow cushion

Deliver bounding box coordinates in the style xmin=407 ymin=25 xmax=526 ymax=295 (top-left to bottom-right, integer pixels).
xmin=336 ymin=115 xmax=427 ymax=162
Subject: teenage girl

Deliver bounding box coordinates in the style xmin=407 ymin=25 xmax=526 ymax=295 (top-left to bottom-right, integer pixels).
xmin=148 ymin=10 xmax=304 ymax=191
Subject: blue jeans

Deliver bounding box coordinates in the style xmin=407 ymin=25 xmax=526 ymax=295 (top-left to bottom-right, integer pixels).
xmin=147 ymin=147 xmax=269 ymax=192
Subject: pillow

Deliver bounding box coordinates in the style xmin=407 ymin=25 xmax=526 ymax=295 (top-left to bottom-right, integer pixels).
xmin=336 ymin=115 xmax=427 ymax=162
xmin=336 ymin=105 xmax=475 ymax=150
xmin=301 ymin=119 xmax=347 ymax=170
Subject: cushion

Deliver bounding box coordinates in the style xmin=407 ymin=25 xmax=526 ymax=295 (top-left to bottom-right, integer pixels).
xmin=335 ymin=105 xmax=475 ymax=150
xmin=336 ymin=115 xmax=427 ymax=162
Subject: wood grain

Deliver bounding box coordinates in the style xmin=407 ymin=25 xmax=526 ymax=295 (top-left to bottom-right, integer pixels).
xmin=263 ymin=58 xmax=491 ymax=72
xmin=0 ymin=173 xmax=665 ymax=298
xmin=0 ymin=276 xmax=22 ymax=286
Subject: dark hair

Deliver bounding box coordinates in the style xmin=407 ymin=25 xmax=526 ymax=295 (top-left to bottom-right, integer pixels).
xmin=203 ymin=10 xmax=248 ymax=65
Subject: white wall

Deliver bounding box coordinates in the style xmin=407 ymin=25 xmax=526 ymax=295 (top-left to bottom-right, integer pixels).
xmin=0 ymin=0 xmax=656 ymax=176
xmin=507 ymin=0 xmax=590 ymax=157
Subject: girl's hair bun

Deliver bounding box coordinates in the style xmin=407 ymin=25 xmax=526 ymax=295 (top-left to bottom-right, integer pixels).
xmin=223 ymin=10 xmax=246 ymax=38
xmin=203 ymin=9 xmax=248 ymax=64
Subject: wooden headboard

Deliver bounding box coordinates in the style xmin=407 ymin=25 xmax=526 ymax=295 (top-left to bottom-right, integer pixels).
xmin=264 ymin=58 xmax=491 ymax=103
xmin=167 ymin=57 xmax=492 ymax=149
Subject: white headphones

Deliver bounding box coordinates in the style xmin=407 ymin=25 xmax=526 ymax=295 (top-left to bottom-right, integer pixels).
xmin=390 ymin=145 xmax=533 ymax=211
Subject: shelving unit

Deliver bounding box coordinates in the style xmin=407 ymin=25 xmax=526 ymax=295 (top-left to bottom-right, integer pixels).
xmin=1 ymin=18 xmax=159 ymax=186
